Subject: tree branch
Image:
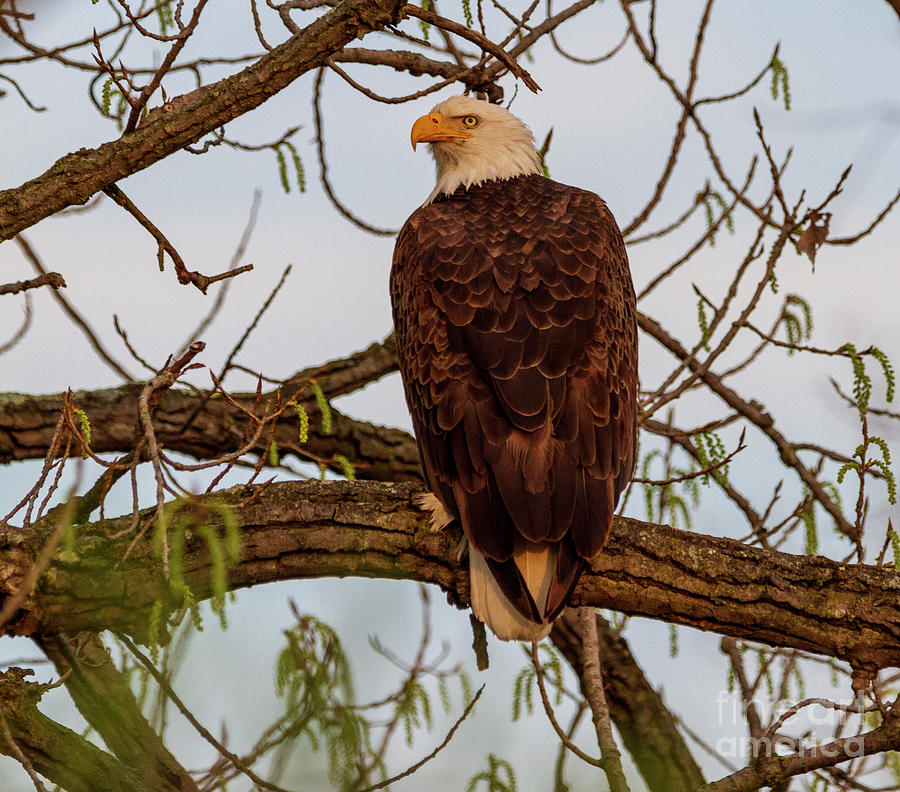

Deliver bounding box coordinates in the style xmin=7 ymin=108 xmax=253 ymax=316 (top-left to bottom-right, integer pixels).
xmin=1 ymin=480 xmax=899 ymax=673
xmin=284 ymin=332 xmax=397 ymax=399
xmin=0 ymin=668 xmax=155 ymax=792
xmin=550 ymin=610 xmax=706 ymax=792
xmin=576 ymin=605 xmax=631 ymax=792
xmin=102 ymin=185 xmax=253 ymax=293
xmin=638 ymin=311 xmax=856 ymax=540
xmin=0 ymin=335 xmax=417 ymax=480
xmin=0 ymin=272 xmax=65 ymax=296
xmin=0 ymin=0 xmax=407 ymax=240
xmin=34 ymin=633 xmax=198 ymax=791
xmin=698 ymin=708 xmax=900 ymax=792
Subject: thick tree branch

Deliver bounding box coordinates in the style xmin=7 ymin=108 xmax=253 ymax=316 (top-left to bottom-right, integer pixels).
xmin=698 ymin=708 xmax=900 ymax=792
xmin=332 ymin=47 xmax=463 ymax=80
xmin=0 ymin=0 xmax=407 ymax=240
xmin=1 ymin=480 xmax=899 ymax=673
xmin=284 ymin=332 xmax=398 ymax=399
xmin=0 ymin=385 xmax=419 ymax=479
xmin=0 ymin=335 xmax=417 ymax=480
xmin=34 ymin=633 xmax=198 ymax=791
xmin=0 ymin=668 xmax=156 ymax=792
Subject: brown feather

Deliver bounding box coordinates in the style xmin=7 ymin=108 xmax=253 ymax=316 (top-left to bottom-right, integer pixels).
xmin=391 ymin=174 xmax=637 ymax=638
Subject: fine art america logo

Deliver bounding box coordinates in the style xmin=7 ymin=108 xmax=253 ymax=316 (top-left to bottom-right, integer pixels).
xmin=715 ymin=692 xmax=867 ymax=759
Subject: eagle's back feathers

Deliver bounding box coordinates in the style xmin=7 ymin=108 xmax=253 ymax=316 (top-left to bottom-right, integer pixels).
xmin=392 ymin=173 xmax=637 ymax=640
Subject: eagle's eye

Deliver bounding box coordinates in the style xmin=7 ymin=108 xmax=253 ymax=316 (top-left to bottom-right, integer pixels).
xmin=461 ymin=115 xmax=479 ymax=129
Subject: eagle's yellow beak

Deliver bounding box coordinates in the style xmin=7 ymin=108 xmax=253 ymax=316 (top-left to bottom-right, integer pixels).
xmin=410 ymin=113 xmax=473 ymax=150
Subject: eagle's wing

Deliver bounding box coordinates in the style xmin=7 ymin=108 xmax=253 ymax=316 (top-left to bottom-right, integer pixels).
xmin=391 ymin=175 xmax=637 ymax=632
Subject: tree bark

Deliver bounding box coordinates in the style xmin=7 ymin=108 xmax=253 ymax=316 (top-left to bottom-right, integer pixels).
xmin=0 ymin=384 xmax=420 ymax=479
xmin=33 ymin=633 xmax=199 ymax=791
xmin=2 ymin=480 xmax=899 ymax=672
xmin=0 ymin=668 xmax=169 ymax=792
xmin=0 ymin=335 xmax=420 ymax=481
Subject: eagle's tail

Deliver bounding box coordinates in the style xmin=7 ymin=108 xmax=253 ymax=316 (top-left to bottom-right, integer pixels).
xmin=469 ymin=540 xmax=556 ymax=642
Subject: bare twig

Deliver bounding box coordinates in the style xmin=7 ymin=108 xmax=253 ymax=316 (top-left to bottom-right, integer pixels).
xmin=218 ymin=264 xmax=292 ymax=383
xmin=0 ymin=709 xmax=49 ymax=792
xmin=530 ymin=641 xmax=602 ymax=768
xmin=355 ymin=686 xmax=485 ymax=792
xmin=313 ymin=68 xmax=397 ymax=236
xmin=577 ymin=606 xmax=630 ymax=792
xmin=0 ymin=72 xmax=45 ymax=111
xmin=0 ymin=272 xmax=66 ymax=296
xmin=0 ymin=291 xmax=33 ymax=355
xmin=136 ymin=341 xmax=207 ymax=574
xmin=402 ymin=4 xmax=540 ymax=92
xmin=181 ymin=190 xmax=262 ymax=350
xmin=123 ymin=0 xmax=212 ymax=132
xmin=102 ymin=185 xmax=254 ymax=293
xmin=634 ymin=429 xmax=746 ymax=486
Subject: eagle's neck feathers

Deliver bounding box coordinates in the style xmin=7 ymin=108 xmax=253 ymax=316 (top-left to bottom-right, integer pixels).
xmin=428 ymin=141 xmax=541 ymax=203
xmin=424 ymin=98 xmax=542 ymax=204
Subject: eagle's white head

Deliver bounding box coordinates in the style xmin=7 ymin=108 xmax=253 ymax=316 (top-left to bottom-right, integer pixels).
xmin=410 ymin=95 xmax=542 ymax=204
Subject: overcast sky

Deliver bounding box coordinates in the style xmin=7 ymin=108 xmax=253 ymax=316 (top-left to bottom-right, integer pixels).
xmin=1 ymin=2 xmax=899 ymax=789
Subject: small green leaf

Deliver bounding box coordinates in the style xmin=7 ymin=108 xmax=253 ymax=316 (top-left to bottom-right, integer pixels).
xmin=461 ymin=0 xmax=473 ymax=27
xmin=467 ymin=755 xmax=517 ymax=792
xmin=275 ymin=145 xmax=290 ymax=193
xmin=836 ymin=460 xmax=857 ymax=485
xmin=786 ymin=294 xmax=813 ymax=338
xmin=802 ymin=495 xmax=818 ymax=555
xmin=294 ymin=401 xmax=310 ymax=443
xmin=871 ymin=457 xmax=897 ymax=505
xmin=770 ymin=54 xmax=791 ymax=111
xmin=711 ymin=191 xmax=734 ymax=233
xmin=114 ymin=92 xmax=127 ymax=132
xmin=73 ymin=407 xmax=92 ymax=458
xmin=888 ymin=527 xmax=900 ymax=568
xmin=841 ymin=343 xmax=871 ymax=420
xmin=283 ymin=141 xmax=306 ymax=193
xmin=870 ymin=346 xmax=896 ymax=403
xmin=697 ymin=298 xmax=711 ymax=352
xmin=101 ymin=78 xmax=114 ymax=116
xmin=419 ymin=0 xmax=433 ymax=40
xmin=334 ymin=454 xmax=355 ymax=481
xmin=311 ymin=381 xmax=332 ymax=434
xmin=157 ymin=1 xmax=174 ymax=34
xmin=695 ymin=431 xmax=729 ymax=486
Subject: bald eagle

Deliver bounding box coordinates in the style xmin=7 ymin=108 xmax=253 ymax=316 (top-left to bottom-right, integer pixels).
xmin=390 ymin=96 xmax=637 ymax=641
